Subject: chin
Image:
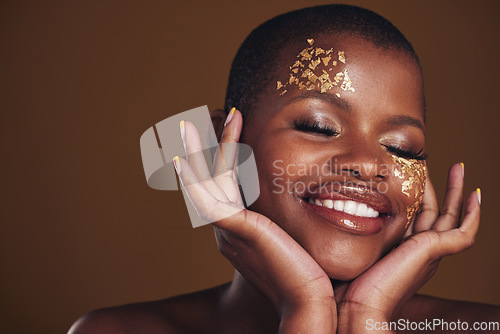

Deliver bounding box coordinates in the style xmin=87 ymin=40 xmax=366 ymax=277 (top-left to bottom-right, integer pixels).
xmin=311 ymin=246 xmax=381 ymax=282
xmin=324 ymin=264 xmax=369 ymax=281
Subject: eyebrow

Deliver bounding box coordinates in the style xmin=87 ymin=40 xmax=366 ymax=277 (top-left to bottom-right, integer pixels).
xmin=283 ymin=90 xmax=351 ymax=112
xmin=386 ymin=115 xmax=425 ymax=134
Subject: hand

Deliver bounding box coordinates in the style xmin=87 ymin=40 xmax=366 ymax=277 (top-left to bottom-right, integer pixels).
xmin=174 ymin=109 xmax=336 ymax=333
xmin=335 ymin=164 xmax=481 ymax=333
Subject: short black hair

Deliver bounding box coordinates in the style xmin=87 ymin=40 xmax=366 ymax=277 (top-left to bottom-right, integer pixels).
xmin=224 ymin=4 xmax=422 ymax=117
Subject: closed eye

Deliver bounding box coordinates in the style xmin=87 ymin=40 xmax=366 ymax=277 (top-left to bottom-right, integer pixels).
xmin=293 ymin=118 xmax=339 ymax=137
xmin=382 ymin=144 xmax=428 ymax=160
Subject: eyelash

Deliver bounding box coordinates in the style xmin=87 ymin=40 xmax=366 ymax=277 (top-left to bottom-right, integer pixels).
xmin=382 ymin=145 xmax=429 ymax=161
xmin=293 ymin=118 xmax=339 ymax=137
xmin=293 ymin=118 xmax=428 ymax=160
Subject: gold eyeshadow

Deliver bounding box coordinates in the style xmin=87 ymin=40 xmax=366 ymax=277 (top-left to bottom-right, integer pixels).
xmin=390 ymin=155 xmax=426 ymax=228
xmin=276 ymin=39 xmax=355 ymax=96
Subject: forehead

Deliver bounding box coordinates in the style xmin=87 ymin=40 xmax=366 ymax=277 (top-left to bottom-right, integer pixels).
xmin=260 ymin=35 xmax=424 ymax=121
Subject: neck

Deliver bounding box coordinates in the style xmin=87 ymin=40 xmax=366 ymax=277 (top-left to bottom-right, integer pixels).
xmin=218 ymin=271 xmax=280 ymax=333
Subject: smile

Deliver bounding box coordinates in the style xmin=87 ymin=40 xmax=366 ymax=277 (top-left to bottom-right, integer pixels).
xmin=299 ymin=183 xmax=393 ymax=235
xmin=306 ymin=198 xmax=380 ymax=218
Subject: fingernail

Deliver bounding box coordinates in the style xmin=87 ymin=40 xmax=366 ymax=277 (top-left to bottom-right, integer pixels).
xmin=460 ymin=162 xmax=464 ymax=177
xmin=180 ymin=120 xmax=185 ymax=140
xmin=476 ymin=188 xmax=481 ymax=205
xmin=173 ymin=156 xmax=181 ymax=174
xmin=224 ymin=107 xmax=236 ymax=127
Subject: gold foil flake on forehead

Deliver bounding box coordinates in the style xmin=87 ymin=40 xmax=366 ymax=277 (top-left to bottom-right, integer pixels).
xmin=390 ymin=154 xmax=427 ymax=228
xmin=308 ymin=58 xmax=321 ymax=70
xmin=314 ymin=48 xmax=326 ymax=56
xmin=338 ymin=50 xmax=346 ymax=63
xmin=276 ymin=39 xmax=355 ymax=96
xmin=340 ymin=70 xmax=355 ymax=92
xmin=333 ymin=71 xmax=343 ymax=84
xmin=299 ymin=48 xmax=313 ymax=61
xmin=291 ymin=60 xmax=304 ymax=69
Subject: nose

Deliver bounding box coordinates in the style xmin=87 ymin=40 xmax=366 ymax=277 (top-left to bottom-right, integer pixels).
xmin=340 ymin=159 xmax=385 ymax=181
xmin=330 ymin=140 xmax=387 ymax=182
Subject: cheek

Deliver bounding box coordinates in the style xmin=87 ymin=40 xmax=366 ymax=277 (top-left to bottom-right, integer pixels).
xmin=390 ymin=155 xmax=427 ymax=227
xmin=255 ymin=135 xmax=317 ymax=177
xmin=248 ymin=138 xmax=302 ymax=208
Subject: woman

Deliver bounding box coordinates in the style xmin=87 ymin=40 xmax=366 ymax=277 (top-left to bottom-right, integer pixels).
xmin=70 ymin=4 xmax=499 ymax=333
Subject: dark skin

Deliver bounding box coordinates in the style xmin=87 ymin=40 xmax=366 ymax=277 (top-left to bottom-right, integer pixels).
xmin=69 ymin=35 xmax=500 ymax=334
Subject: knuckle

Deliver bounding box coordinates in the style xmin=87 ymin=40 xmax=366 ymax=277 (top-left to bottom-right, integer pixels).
xmin=446 ymin=183 xmax=461 ymax=191
xmin=214 ymin=228 xmax=237 ymax=256
xmin=463 ymin=236 xmax=476 ymax=249
xmin=200 ymin=200 xmax=226 ymax=222
xmin=411 ymin=232 xmax=441 ymax=258
xmin=440 ymin=208 xmax=459 ymax=221
xmin=457 ymin=228 xmax=476 ymax=249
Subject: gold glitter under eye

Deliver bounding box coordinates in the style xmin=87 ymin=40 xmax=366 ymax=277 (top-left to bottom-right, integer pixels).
xmin=276 ymin=39 xmax=355 ymax=96
xmin=390 ymin=154 xmax=427 ymax=228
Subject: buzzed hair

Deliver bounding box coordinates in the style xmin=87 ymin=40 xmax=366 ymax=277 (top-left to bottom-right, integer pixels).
xmin=224 ymin=4 xmax=422 ymax=117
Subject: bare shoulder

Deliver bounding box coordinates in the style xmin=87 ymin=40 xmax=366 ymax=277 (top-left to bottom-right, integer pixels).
xmin=67 ymin=283 xmax=229 ymax=334
xmin=396 ymin=294 xmax=500 ymax=333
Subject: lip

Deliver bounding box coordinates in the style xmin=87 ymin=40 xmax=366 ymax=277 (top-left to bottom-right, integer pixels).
xmin=299 ymin=183 xmax=394 ymax=235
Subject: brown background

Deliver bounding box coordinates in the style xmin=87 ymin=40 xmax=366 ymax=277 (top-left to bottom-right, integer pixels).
xmin=1 ymin=0 xmax=499 ymax=333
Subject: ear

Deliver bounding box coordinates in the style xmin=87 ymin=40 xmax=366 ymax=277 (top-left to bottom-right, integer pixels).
xmin=210 ymin=108 xmax=227 ymax=141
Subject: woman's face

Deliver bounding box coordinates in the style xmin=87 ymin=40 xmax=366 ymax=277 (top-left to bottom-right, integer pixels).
xmin=239 ymin=35 xmax=426 ymax=281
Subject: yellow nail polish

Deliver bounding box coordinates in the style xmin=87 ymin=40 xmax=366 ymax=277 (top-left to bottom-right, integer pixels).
xmin=476 ymin=188 xmax=481 ymax=205
xmin=173 ymin=156 xmax=181 ymax=174
xmin=180 ymin=120 xmax=185 ymax=140
xmin=460 ymin=162 xmax=464 ymax=177
xmin=224 ymin=107 xmax=236 ymax=126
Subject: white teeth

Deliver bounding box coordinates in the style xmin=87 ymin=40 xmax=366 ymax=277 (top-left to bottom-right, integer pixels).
xmin=308 ymin=198 xmax=380 ymax=218
xmin=323 ymin=199 xmax=334 ymax=209
xmin=344 ymin=201 xmax=357 ymax=215
xmin=367 ymin=207 xmax=377 ymax=218
xmin=356 ymin=203 xmax=368 ymax=216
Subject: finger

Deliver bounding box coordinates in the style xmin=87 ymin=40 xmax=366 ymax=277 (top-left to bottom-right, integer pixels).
xmin=214 ymin=143 xmax=243 ymax=204
xmin=232 ymin=164 xmax=244 ymax=206
xmin=182 ymin=121 xmax=228 ymax=201
xmin=458 ymin=188 xmax=481 ymax=233
xmin=213 ymin=108 xmax=244 ymax=203
xmin=434 ymin=188 xmax=481 ymax=257
xmin=212 ymin=108 xmax=242 ymax=176
xmin=412 ymin=168 xmax=439 ymax=233
xmin=432 ymin=163 xmax=464 ymax=231
xmin=182 ymin=121 xmax=212 ymax=182
xmin=174 ymin=156 xmax=242 ymax=223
